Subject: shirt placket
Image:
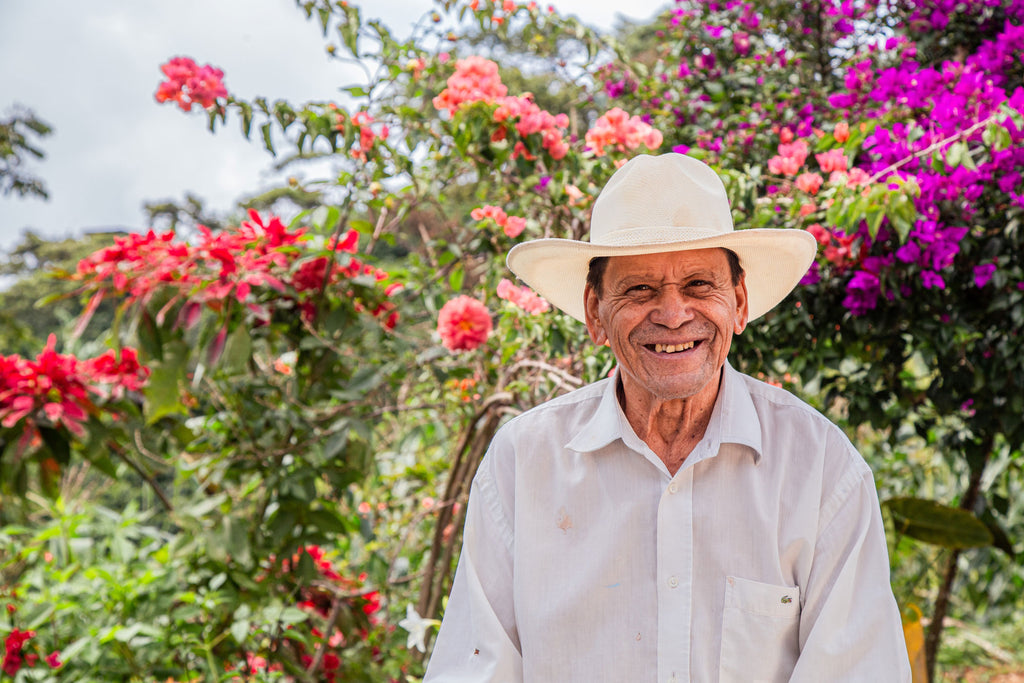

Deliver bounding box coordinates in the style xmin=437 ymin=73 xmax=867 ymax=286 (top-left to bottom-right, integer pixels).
xmin=656 ymin=466 xmax=694 ymax=683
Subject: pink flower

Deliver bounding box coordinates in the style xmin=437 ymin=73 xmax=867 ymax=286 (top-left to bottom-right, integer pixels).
xmin=585 ymin=107 xmax=663 ymax=157
xmin=472 ymin=205 xmax=527 ymax=237
xmin=816 ymin=148 xmax=848 ymax=173
xmin=565 ymin=184 xmax=586 ymax=205
xmin=503 ymin=216 xmax=526 ymax=238
xmin=806 ymin=223 xmax=831 ymax=246
xmin=845 ymin=167 xmax=871 ymax=187
xmin=973 ymin=263 xmax=997 ymax=288
xmin=432 ymin=56 xmax=508 ymax=114
xmin=437 ymin=296 xmax=493 ymax=351
xmin=497 ymin=278 xmax=550 ymax=314
xmin=795 ymin=172 xmax=824 ymax=195
xmin=471 ymin=205 xmax=508 ymax=224
xmin=154 ymin=56 xmax=228 ymax=111
xmin=767 ymin=140 xmax=809 ymax=177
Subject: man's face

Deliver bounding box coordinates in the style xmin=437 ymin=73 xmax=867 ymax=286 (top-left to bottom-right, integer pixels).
xmin=584 ymin=248 xmax=748 ymax=411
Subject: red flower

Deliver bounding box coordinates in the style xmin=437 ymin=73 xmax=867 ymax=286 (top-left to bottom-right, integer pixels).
xmin=2 ymin=629 xmax=35 ymax=676
xmin=154 ymin=56 xmax=228 ymax=111
xmin=437 ymin=296 xmax=492 ymax=351
xmin=45 ymin=650 xmax=61 ymax=669
xmin=0 ymin=336 xmax=149 ymax=441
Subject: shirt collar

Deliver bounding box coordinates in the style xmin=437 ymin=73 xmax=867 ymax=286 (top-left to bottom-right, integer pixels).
xmin=712 ymin=361 xmax=763 ymax=464
xmin=565 ymin=361 xmax=763 ymax=464
xmin=564 ymin=374 xmax=623 ymax=453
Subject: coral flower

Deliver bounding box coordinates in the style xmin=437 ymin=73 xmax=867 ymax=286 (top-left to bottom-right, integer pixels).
xmin=497 ymin=278 xmax=550 ymax=314
xmin=437 ymin=296 xmax=493 ymax=351
xmin=816 ymin=148 xmax=849 ymax=173
xmin=834 ymin=122 xmax=850 ymax=143
xmin=795 ymin=172 xmax=824 ymax=195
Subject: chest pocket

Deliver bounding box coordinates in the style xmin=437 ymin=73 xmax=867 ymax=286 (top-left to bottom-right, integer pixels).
xmin=718 ymin=575 xmax=800 ymax=683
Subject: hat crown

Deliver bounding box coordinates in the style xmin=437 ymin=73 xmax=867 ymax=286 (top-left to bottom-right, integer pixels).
xmin=590 ymin=154 xmax=734 ymax=246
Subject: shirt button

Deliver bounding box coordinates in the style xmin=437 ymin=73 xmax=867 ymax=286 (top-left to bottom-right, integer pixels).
xmin=668 ymin=575 xmax=679 ymax=588
xmin=668 ymin=482 xmax=678 ymax=494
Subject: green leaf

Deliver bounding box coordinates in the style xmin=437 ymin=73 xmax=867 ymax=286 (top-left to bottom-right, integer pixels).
xmin=181 ymin=493 xmax=228 ymax=519
xmin=231 ymin=618 xmax=251 ymax=645
xmin=307 ymin=508 xmax=349 ymax=535
xmin=137 ymin=310 xmax=163 ymax=361
xmin=38 ymin=426 xmax=70 ymax=465
xmin=449 ymin=264 xmax=465 ymax=292
xmin=261 ymin=122 xmax=275 ymax=155
xmin=885 ymin=497 xmax=994 ymax=549
xmin=239 ymin=101 xmax=254 ymax=138
xmin=221 ymin=324 xmax=252 ymax=375
xmin=323 ymin=426 xmax=350 ymax=460
xmin=279 ymin=606 xmax=310 ymax=624
xmin=144 ymin=341 xmax=189 ymax=424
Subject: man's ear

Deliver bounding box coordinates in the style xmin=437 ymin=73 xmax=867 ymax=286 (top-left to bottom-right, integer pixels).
xmin=734 ymin=273 xmax=749 ymax=335
xmin=584 ymin=284 xmax=608 ymax=346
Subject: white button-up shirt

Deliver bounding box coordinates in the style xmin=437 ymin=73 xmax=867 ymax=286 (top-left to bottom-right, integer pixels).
xmin=425 ymin=363 xmax=911 ymax=682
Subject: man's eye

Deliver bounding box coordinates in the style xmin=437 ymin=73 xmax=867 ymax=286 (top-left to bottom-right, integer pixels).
xmin=627 ymin=284 xmax=652 ymax=293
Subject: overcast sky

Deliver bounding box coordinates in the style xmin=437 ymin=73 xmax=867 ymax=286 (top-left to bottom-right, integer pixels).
xmin=0 ymin=0 xmax=667 ymax=252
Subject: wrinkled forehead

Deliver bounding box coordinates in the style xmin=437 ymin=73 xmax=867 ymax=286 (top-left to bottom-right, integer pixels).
xmin=603 ymin=247 xmax=733 ymax=277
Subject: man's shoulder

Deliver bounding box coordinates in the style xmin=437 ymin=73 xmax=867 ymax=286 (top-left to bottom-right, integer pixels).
xmin=514 ymin=376 xmax=609 ymax=418
xmin=735 ymin=370 xmax=833 ymax=427
xmin=497 ymin=377 xmax=610 ymax=437
xmin=733 ymin=369 xmax=869 ymax=471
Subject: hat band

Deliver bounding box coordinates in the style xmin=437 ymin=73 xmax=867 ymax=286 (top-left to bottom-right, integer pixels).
xmin=591 ymin=225 xmax=727 ymax=247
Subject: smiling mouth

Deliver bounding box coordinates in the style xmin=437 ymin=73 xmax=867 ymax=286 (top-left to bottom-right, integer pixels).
xmin=650 ymin=341 xmax=697 ymax=353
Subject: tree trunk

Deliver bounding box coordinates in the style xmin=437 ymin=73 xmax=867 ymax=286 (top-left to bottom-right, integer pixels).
xmin=923 ymin=458 xmax=988 ymax=681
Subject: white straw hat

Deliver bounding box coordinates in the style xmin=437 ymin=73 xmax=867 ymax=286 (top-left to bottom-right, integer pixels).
xmin=506 ymin=153 xmax=817 ymax=323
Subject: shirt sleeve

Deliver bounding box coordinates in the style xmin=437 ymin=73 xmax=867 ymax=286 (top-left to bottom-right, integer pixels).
xmin=791 ymin=433 xmax=912 ymax=682
xmin=423 ymin=444 xmax=522 ymax=682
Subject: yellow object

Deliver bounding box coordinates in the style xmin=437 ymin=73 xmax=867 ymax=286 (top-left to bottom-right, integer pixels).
xmin=902 ymin=603 xmax=927 ymax=683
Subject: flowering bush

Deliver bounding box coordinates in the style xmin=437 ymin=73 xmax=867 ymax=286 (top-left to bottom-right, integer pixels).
xmin=432 ymin=55 xmax=571 ymax=160
xmin=0 ymin=335 xmax=149 ymax=497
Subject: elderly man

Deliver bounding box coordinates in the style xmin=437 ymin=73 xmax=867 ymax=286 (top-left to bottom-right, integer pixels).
xmin=425 ymin=154 xmax=911 ymax=682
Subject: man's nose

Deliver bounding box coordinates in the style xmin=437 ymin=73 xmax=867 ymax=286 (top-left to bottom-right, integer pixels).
xmin=648 ymin=287 xmax=694 ymax=328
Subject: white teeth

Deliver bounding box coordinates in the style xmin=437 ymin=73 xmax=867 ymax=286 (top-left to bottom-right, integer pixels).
xmin=654 ymin=341 xmax=695 ymax=353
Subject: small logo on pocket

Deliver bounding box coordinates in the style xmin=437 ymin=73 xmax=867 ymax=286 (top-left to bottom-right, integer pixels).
xmin=780 ymin=595 xmax=792 ymax=604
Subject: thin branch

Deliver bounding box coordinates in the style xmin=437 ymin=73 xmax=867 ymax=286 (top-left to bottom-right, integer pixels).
xmin=110 ymin=443 xmax=173 ymax=511
xmin=868 ymin=111 xmax=999 ymax=184
xmin=508 ymin=358 xmax=584 ymax=388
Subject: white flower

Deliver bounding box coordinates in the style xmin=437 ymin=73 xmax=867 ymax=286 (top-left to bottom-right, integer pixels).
xmin=398 ymin=603 xmax=439 ymax=653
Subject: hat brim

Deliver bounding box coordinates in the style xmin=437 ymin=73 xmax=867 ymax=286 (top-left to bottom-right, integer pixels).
xmin=506 ymin=228 xmax=818 ymax=324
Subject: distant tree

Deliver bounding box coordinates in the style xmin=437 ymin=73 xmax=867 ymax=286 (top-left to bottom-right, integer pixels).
xmin=0 ymin=230 xmax=122 ymax=355
xmin=0 ymin=107 xmax=52 ymax=200
xmin=143 ymin=192 xmax=228 ymax=234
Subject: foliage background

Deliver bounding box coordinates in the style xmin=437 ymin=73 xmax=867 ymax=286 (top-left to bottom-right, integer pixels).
xmin=2 ymin=0 xmax=1023 ymax=681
